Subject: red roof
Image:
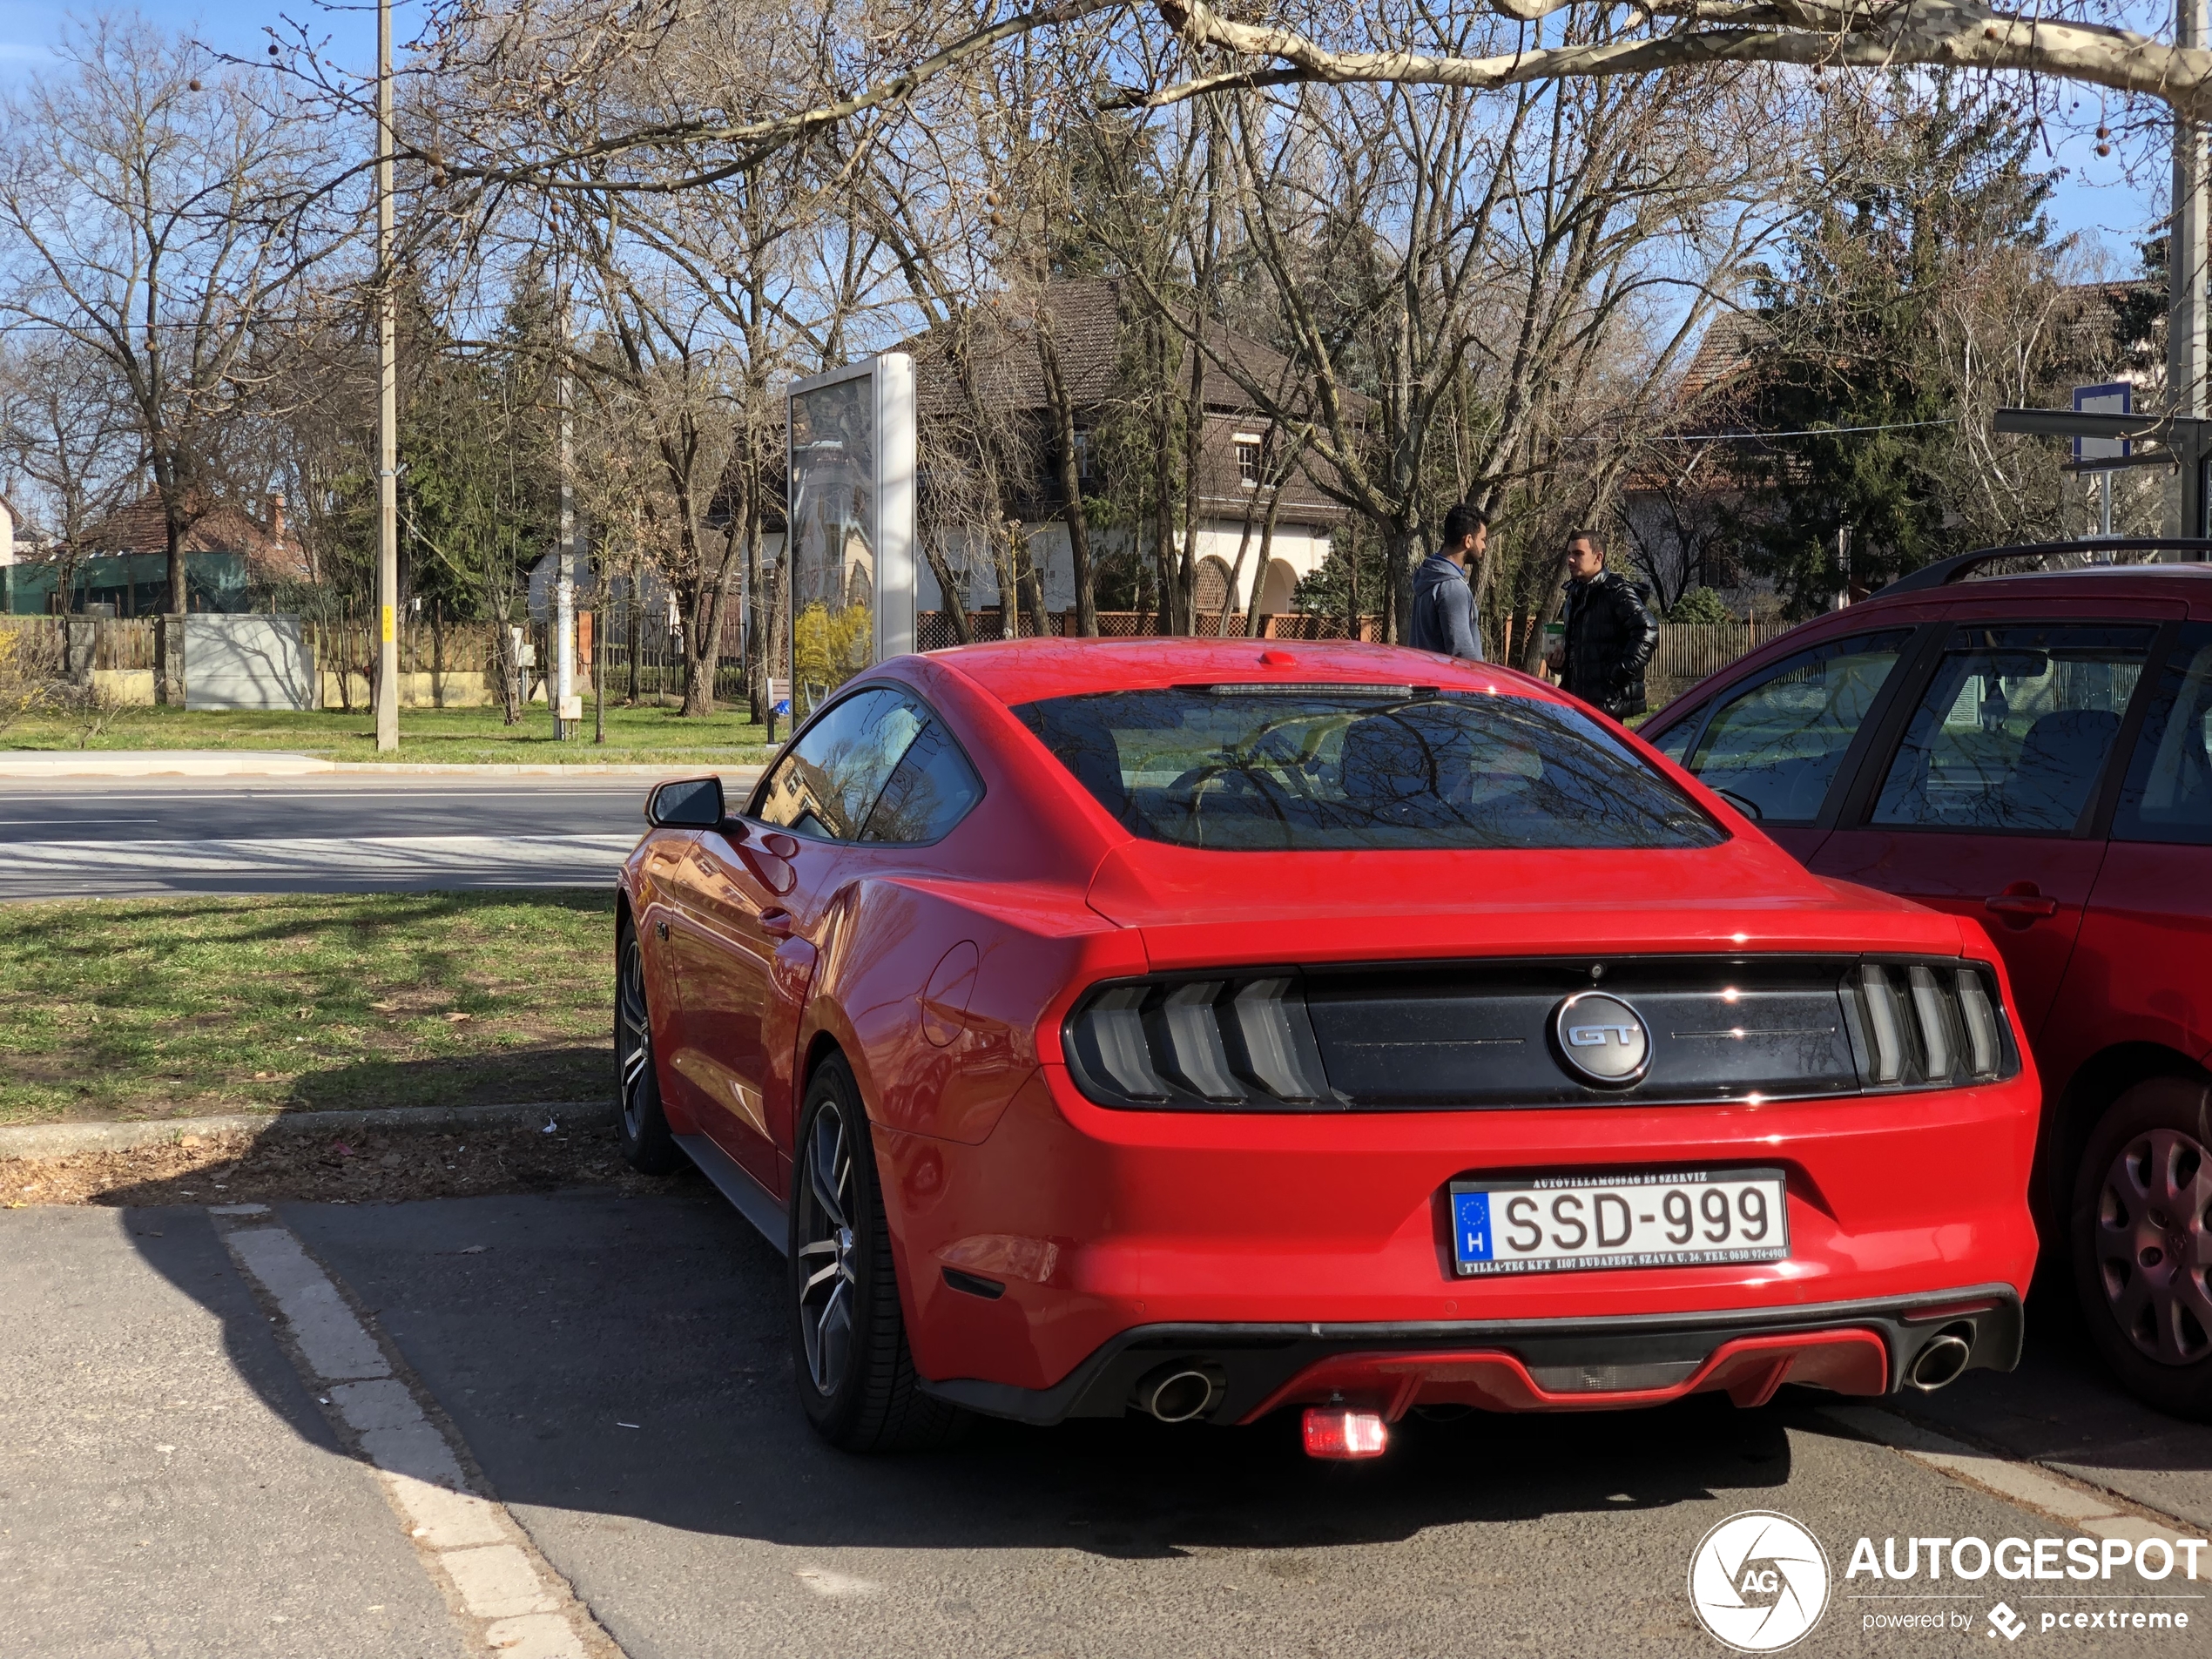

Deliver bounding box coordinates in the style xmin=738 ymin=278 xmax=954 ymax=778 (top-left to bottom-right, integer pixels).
xmin=67 ymin=494 xmax=305 ymax=583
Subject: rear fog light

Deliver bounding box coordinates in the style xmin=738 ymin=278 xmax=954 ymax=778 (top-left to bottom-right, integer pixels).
xmin=1302 ymin=1406 xmax=1388 ymax=1460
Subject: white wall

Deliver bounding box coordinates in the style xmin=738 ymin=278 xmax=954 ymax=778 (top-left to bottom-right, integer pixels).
xmin=919 ymin=517 xmax=1333 ymax=612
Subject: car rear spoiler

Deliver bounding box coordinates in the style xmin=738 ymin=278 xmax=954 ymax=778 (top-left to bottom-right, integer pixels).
xmin=1875 ymin=538 xmax=2212 ymax=597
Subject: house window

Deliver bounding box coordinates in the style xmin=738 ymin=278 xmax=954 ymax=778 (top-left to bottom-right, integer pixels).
xmin=1072 ymin=430 xmax=1093 ymax=484
xmin=1235 ymin=434 xmax=1264 ymax=488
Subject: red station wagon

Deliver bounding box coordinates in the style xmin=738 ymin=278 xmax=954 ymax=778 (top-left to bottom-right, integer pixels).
xmin=616 ymin=639 xmax=2040 ymax=1457
xmin=1641 ymin=542 xmax=2212 ymax=1416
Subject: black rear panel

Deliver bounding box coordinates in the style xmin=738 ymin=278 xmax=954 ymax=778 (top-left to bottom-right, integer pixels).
xmin=1304 ymin=956 xmax=1857 ymax=1107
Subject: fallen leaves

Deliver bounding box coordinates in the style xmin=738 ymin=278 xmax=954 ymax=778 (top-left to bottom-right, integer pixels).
xmin=0 ymin=1123 xmax=679 ymax=1206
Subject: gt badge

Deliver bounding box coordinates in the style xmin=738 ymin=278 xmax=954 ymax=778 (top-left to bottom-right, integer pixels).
xmin=1552 ymin=990 xmax=1652 ymax=1087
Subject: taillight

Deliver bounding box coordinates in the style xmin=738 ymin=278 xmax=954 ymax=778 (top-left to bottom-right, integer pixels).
xmin=1842 ymin=961 xmax=2013 ymax=1090
xmin=1063 ymin=974 xmax=1336 ymax=1109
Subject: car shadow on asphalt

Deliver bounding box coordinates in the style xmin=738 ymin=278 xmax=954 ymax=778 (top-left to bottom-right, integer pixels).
xmin=114 ymin=1186 xmax=1824 ymax=1560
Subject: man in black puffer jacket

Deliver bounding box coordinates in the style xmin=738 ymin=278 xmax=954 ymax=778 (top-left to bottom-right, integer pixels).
xmin=1555 ymin=530 xmax=1658 ymax=720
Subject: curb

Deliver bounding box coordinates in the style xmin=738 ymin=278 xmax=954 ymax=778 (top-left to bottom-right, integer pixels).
xmin=0 ymin=1100 xmax=617 ymax=1159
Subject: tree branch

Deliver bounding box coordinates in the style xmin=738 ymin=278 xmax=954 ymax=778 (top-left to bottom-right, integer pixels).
xmin=1150 ymin=0 xmax=2212 ymax=120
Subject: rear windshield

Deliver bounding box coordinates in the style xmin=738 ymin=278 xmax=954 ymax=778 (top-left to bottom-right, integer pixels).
xmin=1013 ymin=686 xmax=1725 ymax=852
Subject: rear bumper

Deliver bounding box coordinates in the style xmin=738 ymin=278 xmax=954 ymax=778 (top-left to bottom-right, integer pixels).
xmin=915 ymin=1285 xmax=2022 ymax=1426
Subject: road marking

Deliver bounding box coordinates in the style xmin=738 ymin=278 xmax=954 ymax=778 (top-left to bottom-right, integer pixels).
xmin=793 ymin=1566 xmax=884 ymax=1598
xmin=213 ymin=1208 xmax=616 ymax=1659
xmin=1822 ymin=1404 xmax=2197 ymax=1546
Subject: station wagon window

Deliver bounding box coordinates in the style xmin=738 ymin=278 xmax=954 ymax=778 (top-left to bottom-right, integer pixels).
xmin=2112 ymin=625 xmax=2212 ymax=846
xmin=755 ymin=686 xmax=981 ymax=843
xmin=1871 ymin=624 xmax=2155 ymax=834
xmin=1681 ymin=631 xmax=1912 ymax=823
xmin=1647 ymin=706 xmax=1704 ymax=765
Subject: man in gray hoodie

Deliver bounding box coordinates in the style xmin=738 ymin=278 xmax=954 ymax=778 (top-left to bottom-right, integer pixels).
xmin=1408 ymin=504 xmax=1486 ymax=659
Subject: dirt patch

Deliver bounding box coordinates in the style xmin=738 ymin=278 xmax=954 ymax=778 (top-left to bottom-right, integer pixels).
xmin=0 ymin=1122 xmax=705 ymax=1208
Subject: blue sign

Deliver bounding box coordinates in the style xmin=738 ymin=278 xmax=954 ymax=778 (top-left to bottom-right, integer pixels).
xmin=1453 ymin=1191 xmax=1493 ymax=1263
xmin=2072 ymin=381 xmax=2132 ymax=467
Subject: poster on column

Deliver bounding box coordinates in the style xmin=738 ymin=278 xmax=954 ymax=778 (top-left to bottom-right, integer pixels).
xmin=785 ymin=354 xmax=914 ymax=726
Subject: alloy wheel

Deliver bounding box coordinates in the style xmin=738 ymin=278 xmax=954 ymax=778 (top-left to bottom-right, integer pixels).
xmin=617 ymin=935 xmax=652 ymax=1140
xmin=795 ymin=1100 xmax=859 ymax=1397
xmin=2094 ymin=1127 xmax=2212 ymax=1366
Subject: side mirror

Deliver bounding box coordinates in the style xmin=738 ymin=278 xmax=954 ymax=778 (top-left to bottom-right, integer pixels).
xmin=645 ymin=776 xmax=725 ymax=829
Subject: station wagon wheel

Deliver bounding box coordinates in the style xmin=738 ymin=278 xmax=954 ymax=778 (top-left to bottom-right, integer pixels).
xmin=611 ymin=920 xmax=678 ymax=1174
xmin=2074 ymin=1076 xmax=2212 ymax=1420
xmin=2093 ymin=1127 xmax=2212 ymax=1365
xmin=787 ymin=1055 xmax=968 ymax=1452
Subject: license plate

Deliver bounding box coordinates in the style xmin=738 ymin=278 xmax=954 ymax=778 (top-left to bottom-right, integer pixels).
xmin=1448 ymin=1169 xmax=1790 ymax=1277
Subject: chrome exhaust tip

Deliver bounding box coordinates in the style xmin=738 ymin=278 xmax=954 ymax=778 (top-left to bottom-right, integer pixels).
xmin=1905 ymin=1330 xmax=1973 ymax=1393
xmin=1136 ymin=1366 xmax=1217 ymax=1423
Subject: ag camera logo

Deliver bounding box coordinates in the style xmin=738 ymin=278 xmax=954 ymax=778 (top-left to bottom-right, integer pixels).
xmin=1689 ymin=1511 xmax=1831 ymax=1652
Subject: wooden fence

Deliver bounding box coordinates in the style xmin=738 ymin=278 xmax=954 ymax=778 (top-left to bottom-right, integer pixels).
xmin=1646 ymin=620 xmax=1775 ymax=706
xmin=0 ymin=614 xmax=157 ymax=672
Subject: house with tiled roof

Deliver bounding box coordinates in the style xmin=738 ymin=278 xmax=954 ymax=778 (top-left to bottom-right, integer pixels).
xmin=3 ymin=491 xmax=303 ymax=615
xmin=904 ymin=277 xmax=1355 ymax=629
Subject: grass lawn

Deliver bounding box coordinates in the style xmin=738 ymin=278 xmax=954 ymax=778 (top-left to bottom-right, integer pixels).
xmin=0 ymin=701 xmax=772 ymax=764
xmin=0 ymin=891 xmax=617 ymax=1124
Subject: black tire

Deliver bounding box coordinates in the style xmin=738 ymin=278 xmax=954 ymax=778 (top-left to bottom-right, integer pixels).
xmin=2072 ymin=1075 xmax=2212 ymax=1419
xmin=789 ymin=1054 xmax=967 ymax=1452
xmin=614 ymin=919 xmax=680 ymax=1176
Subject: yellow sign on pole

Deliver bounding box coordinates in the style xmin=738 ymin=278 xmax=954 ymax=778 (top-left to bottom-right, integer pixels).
xmin=381 ymin=604 xmax=395 ymax=644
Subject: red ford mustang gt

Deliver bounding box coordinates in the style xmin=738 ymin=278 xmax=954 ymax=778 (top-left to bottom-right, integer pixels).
xmin=614 ymin=640 xmax=2041 ymax=1456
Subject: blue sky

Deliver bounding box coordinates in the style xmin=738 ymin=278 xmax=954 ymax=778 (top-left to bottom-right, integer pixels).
xmin=0 ymin=2 xmax=2168 ymax=277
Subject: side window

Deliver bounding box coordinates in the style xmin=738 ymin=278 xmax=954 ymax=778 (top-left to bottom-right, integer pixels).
xmin=1871 ymin=623 xmax=2155 ymax=833
xmin=1684 ymin=631 xmax=1913 ymax=823
xmin=2113 ymin=625 xmax=2212 ymax=846
xmin=754 ymin=687 xmax=920 ymax=840
xmin=860 ymin=719 xmax=984 ymax=843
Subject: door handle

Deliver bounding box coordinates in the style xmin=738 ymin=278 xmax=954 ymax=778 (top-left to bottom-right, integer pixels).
xmin=759 ymin=908 xmax=795 ymax=939
xmin=656 ymin=919 xmax=670 ymax=941
xmin=1985 ymin=887 xmax=2060 ymax=919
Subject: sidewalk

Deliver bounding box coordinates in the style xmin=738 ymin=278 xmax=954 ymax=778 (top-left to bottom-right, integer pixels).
xmin=0 ymin=751 xmax=766 ymax=779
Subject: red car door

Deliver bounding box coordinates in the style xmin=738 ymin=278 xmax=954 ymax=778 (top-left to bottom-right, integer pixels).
xmin=675 ymin=685 xmax=933 ymax=1188
xmin=1811 ymin=617 xmax=2163 ymax=1041
xmin=2044 ymin=622 xmax=2212 ymax=1099
xmin=665 ymin=824 xmax=805 ymax=1192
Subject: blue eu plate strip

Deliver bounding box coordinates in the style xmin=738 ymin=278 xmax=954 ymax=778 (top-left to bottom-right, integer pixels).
xmin=1453 ymin=1191 xmax=1492 ymax=1264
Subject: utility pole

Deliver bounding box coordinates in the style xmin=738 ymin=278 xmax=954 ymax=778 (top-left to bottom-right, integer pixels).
xmin=374 ymin=0 xmax=399 ymax=752
xmin=556 ymin=356 xmax=577 ymax=740
xmin=2174 ymin=0 xmax=2210 ymax=533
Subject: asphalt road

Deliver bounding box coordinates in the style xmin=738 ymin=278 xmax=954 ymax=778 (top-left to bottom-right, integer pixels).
xmin=0 ymin=778 xmax=672 ymax=897
xmin=8 ymin=1188 xmax=2210 ymax=1659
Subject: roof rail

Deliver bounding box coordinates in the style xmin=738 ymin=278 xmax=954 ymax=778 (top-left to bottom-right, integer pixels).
xmin=1874 ymin=538 xmax=2212 ymax=597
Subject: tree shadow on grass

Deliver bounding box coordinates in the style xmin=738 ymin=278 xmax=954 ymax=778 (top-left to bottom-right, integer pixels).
xmin=278 ymin=1047 xmax=614 ymax=1112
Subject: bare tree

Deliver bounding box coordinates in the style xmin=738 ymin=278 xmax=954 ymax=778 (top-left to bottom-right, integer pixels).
xmin=0 ymin=20 xmax=354 ymax=689
xmin=0 ymin=334 xmax=142 ymax=595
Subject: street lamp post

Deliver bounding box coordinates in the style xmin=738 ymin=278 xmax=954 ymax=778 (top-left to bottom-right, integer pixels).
xmin=374 ymin=0 xmax=399 ymax=752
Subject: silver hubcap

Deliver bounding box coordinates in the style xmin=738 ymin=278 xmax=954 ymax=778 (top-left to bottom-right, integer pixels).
xmin=617 ymin=938 xmax=651 ymax=1139
xmin=2095 ymin=1127 xmax=2212 ymax=1366
xmin=795 ymin=1103 xmax=859 ymax=1397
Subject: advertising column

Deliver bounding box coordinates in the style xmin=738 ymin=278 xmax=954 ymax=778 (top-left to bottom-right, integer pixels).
xmin=785 ymin=354 xmax=915 ymax=727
